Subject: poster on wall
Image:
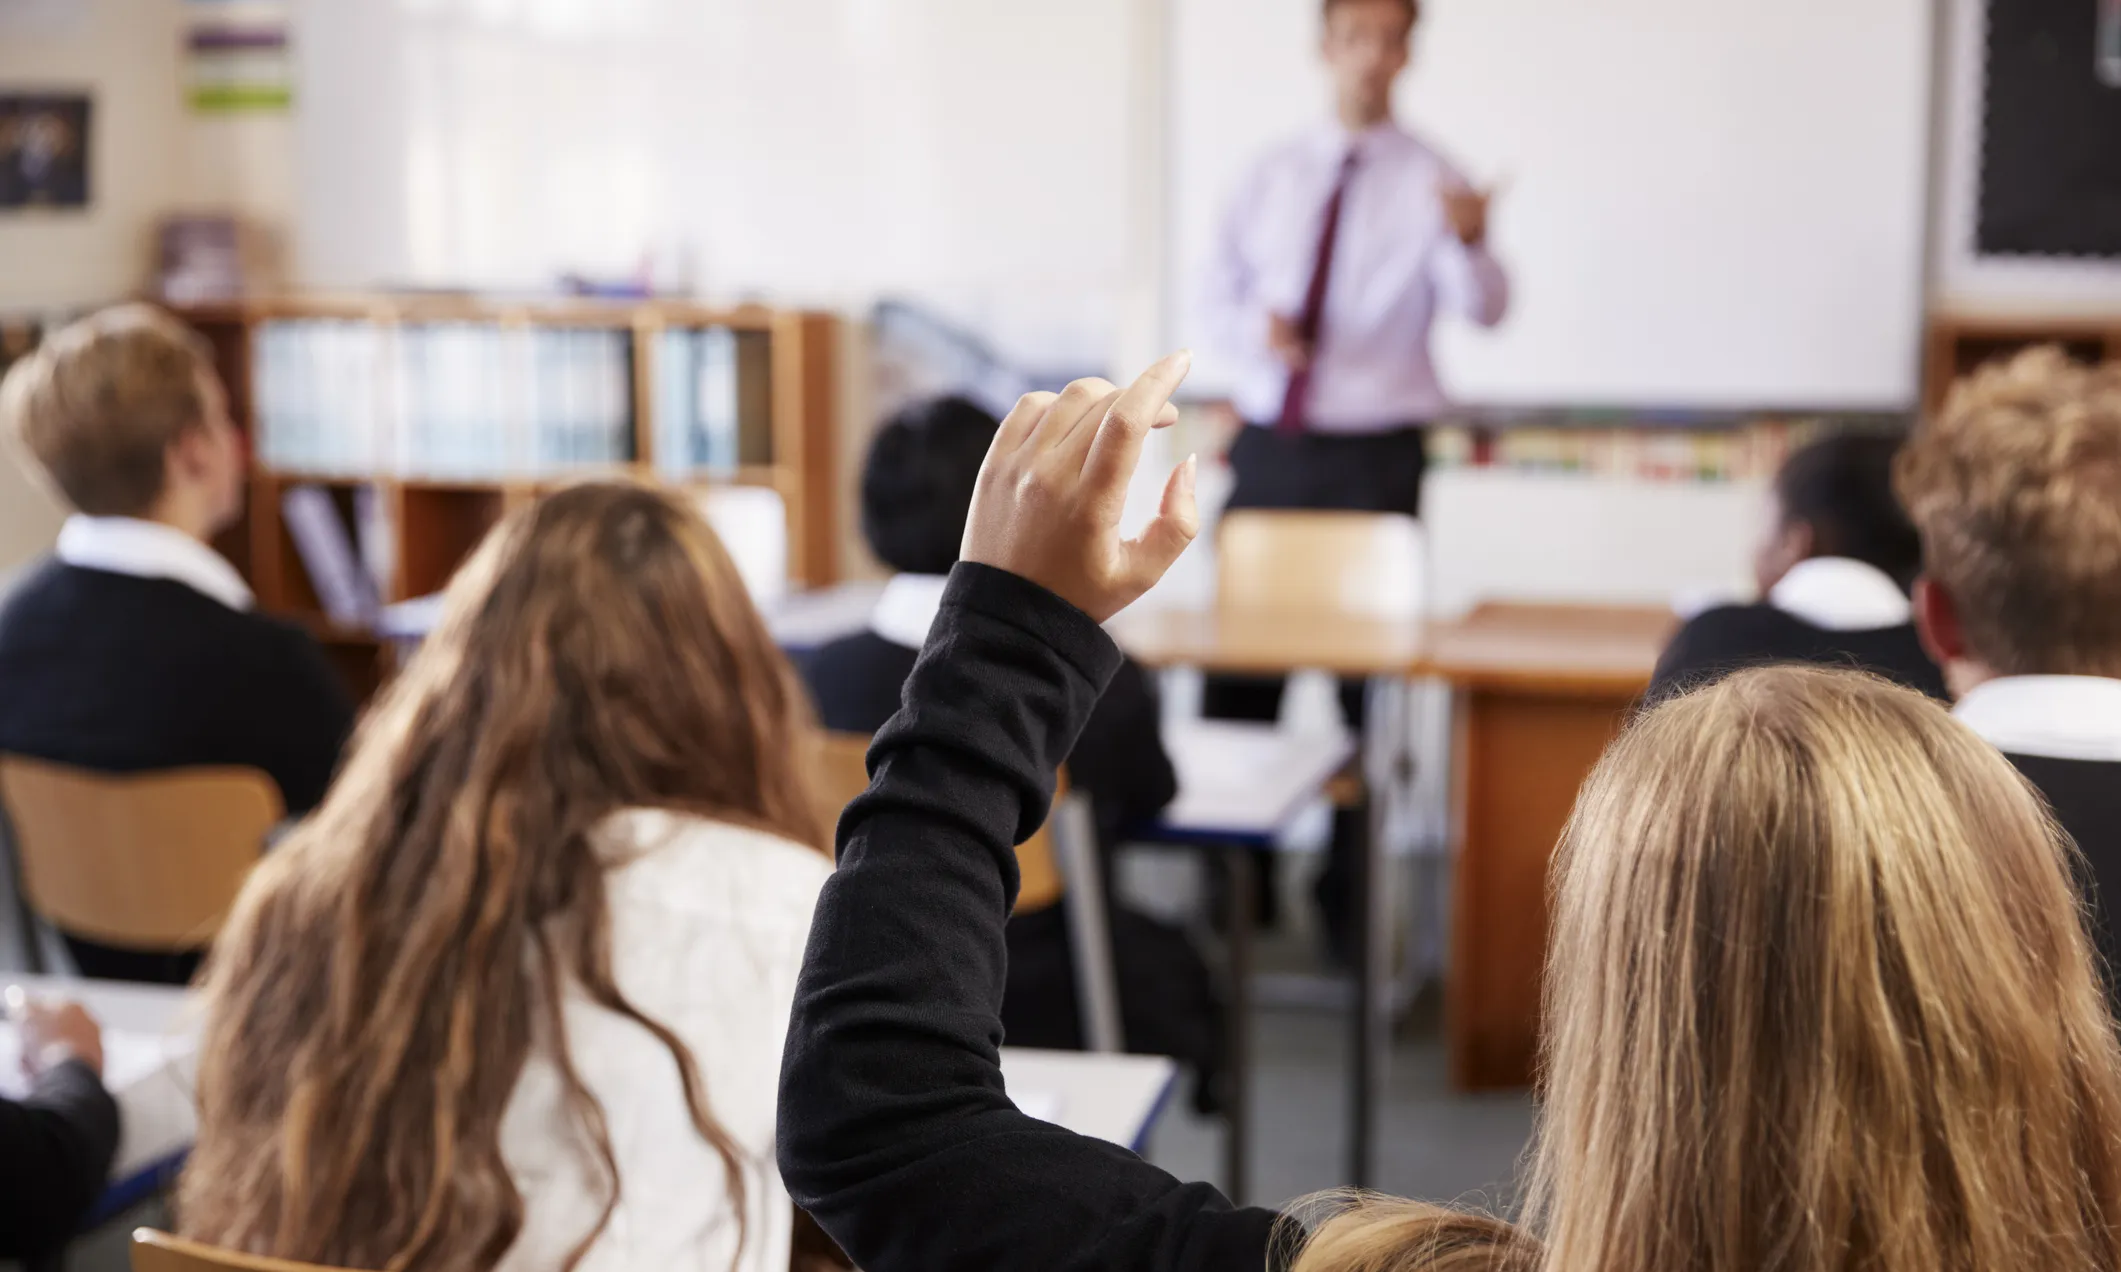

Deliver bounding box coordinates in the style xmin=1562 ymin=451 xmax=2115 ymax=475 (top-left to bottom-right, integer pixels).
xmin=0 ymin=94 xmax=91 ymax=210
xmin=185 ymin=0 xmax=293 ymax=113
xmin=1977 ymin=0 xmax=2121 ymax=259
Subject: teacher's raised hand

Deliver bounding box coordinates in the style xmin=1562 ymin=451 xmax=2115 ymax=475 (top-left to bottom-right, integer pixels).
xmin=961 ymin=353 xmax=1200 ymax=624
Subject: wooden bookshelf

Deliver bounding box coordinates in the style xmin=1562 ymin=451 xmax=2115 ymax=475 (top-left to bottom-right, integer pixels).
xmin=171 ymin=297 xmax=840 ymax=698
xmin=1924 ymin=314 xmax=2121 ymax=413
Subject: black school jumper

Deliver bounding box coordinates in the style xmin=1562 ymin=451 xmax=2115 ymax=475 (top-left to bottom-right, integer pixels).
xmin=780 ymin=564 xmax=1279 ymax=1272
xmin=0 ymin=561 xmax=355 ymax=982
xmin=0 ymin=1060 xmax=120 ymax=1259
xmin=1650 ymin=603 xmax=1948 ymax=703
xmin=2011 ymin=753 xmax=2121 ymax=1006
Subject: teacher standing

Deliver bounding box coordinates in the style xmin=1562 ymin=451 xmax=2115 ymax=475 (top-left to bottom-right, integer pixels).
xmin=1205 ymin=0 xmax=1508 ymax=519
xmin=1201 ymin=0 xmax=1509 ymax=947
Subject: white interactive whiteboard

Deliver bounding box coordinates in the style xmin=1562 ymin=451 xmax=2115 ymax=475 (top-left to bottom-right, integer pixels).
xmin=1170 ymin=0 xmax=1936 ymax=410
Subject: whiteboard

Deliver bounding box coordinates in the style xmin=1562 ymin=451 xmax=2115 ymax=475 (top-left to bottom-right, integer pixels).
xmin=1170 ymin=0 xmax=1936 ymax=410
xmin=291 ymin=0 xmax=1147 ymax=371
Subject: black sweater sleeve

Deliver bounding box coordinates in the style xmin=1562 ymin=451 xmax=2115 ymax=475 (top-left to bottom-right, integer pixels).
xmin=779 ymin=563 xmax=1279 ymax=1272
xmin=0 ymin=1060 xmax=120 ymax=1258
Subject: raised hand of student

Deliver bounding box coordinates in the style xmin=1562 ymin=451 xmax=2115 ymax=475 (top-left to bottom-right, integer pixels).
xmin=960 ymin=353 xmax=1200 ymax=623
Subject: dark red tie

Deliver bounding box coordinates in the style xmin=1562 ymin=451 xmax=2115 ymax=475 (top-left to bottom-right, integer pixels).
xmin=1278 ymin=149 xmax=1360 ymax=435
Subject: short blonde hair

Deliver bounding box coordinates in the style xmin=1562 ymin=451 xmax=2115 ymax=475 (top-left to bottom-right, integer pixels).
xmin=0 ymin=303 xmax=215 ymax=517
xmin=1896 ymin=347 xmax=2121 ymax=677
xmin=1291 ymin=666 xmax=2121 ymax=1272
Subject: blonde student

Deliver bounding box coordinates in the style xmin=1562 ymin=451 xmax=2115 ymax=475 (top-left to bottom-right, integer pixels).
xmin=777 ymin=358 xmax=2121 ymax=1272
xmin=181 ymin=482 xmax=833 ymax=1272
xmin=0 ymin=304 xmax=354 ymax=984
xmin=1898 ymin=348 xmax=2121 ymax=995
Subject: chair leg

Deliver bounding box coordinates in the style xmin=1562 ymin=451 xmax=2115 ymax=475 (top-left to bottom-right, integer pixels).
xmin=1052 ymin=794 xmax=1125 ymax=1055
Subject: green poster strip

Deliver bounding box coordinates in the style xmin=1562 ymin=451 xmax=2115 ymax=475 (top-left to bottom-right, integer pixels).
xmin=188 ymin=83 xmax=293 ymax=113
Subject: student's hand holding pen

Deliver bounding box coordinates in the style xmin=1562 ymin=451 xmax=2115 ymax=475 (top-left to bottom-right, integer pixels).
xmin=3 ymin=985 xmax=104 ymax=1078
xmin=960 ymin=353 xmax=1200 ymax=624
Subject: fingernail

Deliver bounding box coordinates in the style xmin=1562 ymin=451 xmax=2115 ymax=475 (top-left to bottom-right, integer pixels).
xmin=1160 ymin=350 xmax=1194 ymax=376
xmin=1182 ymin=453 xmax=1199 ymax=493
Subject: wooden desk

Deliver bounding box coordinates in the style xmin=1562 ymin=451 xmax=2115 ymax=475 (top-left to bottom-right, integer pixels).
xmin=1117 ymin=601 xmax=1675 ymax=1103
xmin=1428 ymin=604 xmax=1673 ymax=1091
xmin=1111 ymin=608 xmax=1426 ymax=679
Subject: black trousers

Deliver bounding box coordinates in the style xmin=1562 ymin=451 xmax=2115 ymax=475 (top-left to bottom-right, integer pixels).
xmin=1205 ymin=424 xmax=1427 ymax=948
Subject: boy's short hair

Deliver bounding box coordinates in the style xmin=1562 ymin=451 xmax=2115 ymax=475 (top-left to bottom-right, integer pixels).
xmin=0 ymin=303 xmax=214 ymax=518
xmin=1896 ymin=347 xmax=2121 ymax=678
xmin=860 ymin=396 xmax=1000 ymax=576
xmin=1775 ymin=432 xmax=1923 ymax=588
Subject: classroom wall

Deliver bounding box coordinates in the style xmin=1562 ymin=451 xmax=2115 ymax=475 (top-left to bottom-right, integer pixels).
xmin=0 ymin=0 xmax=192 ymax=570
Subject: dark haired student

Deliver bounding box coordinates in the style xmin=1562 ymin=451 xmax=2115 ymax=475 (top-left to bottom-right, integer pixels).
xmin=801 ymin=397 xmax=1221 ymax=1084
xmin=1651 ymin=432 xmax=1946 ymax=701
xmin=804 ymin=395 xmax=1176 ymax=845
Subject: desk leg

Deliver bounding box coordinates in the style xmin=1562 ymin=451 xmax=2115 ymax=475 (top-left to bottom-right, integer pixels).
xmin=1222 ymin=846 xmax=1254 ymax=1205
xmin=1447 ymin=688 xmax=1635 ymax=1090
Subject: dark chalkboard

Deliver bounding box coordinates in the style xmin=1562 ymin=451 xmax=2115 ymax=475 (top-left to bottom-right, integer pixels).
xmin=1977 ymin=0 xmax=2121 ymax=259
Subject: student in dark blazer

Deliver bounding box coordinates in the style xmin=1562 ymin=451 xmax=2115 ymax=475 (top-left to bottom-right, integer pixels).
xmin=1 ymin=994 xmax=119 ymax=1260
xmin=0 ymin=306 xmax=354 ymax=984
xmin=1898 ymin=348 xmax=2121 ymax=994
xmin=1652 ymin=432 xmax=1945 ymax=701
xmin=803 ymin=395 xmax=1177 ymax=843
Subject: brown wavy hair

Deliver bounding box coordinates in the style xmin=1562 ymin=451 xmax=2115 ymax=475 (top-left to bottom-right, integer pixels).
xmin=179 ymin=480 xmax=827 ymax=1271
xmin=1292 ymin=665 xmax=2121 ymax=1272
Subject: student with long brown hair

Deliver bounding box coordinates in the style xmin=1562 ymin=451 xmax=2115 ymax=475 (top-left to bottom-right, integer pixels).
xmin=182 ymin=481 xmax=831 ymax=1272
xmin=777 ymin=357 xmax=2121 ymax=1272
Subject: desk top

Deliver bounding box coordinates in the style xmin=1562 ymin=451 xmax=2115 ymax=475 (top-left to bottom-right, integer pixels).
xmin=1113 ymin=608 xmax=1429 ymax=677
xmin=4 ymin=976 xmax=196 ymax=1187
xmin=1154 ymin=721 xmax=1355 ymax=845
xmin=4 ymin=977 xmax=1177 ymax=1161
xmin=1114 ymin=602 xmax=1672 ymax=697
xmin=998 ymin=1049 xmax=1178 ymax=1153
xmin=1424 ymin=603 xmax=1675 ymax=696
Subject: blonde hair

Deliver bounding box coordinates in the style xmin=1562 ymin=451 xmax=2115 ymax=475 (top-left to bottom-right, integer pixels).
xmin=0 ymin=303 xmax=214 ymax=517
xmin=1293 ymin=666 xmax=2121 ymax=1272
xmin=182 ymin=481 xmax=826 ymax=1271
xmin=1896 ymin=346 xmax=2121 ymax=677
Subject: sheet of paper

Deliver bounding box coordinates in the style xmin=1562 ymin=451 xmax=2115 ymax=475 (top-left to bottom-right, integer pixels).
xmin=1014 ymin=1089 xmax=1065 ymax=1126
xmin=0 ymin=1025 xmax=186 ymax=1101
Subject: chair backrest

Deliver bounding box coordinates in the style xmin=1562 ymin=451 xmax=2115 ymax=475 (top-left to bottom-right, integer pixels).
xmin=1217 ymin=510 xmax=1427 ymax=620
xmin=0 ymin=756 xmax=283 ymax=951
xmin=132 ymin=1230 xmax=351 ymax=1272
xmin=816 ymin=732 xmax=1066 ymax=914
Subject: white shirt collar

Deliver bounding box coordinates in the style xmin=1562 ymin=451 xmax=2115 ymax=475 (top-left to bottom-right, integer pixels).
xmin=1766 ymin=557 xmax=1911 ymax=632
xmin=56 ymin=515 xmax=254 ymax=611
xmin=1955 ymin=676 xmax=2121 ymax=764
xmin=869 ymin=573 xmax=951 ymax=650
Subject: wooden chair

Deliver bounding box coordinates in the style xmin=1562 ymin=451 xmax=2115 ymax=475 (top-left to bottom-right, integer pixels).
xmin=131 ymin=1230 xmax=351 ymax=1272
xmin=1217 ymin=509 xmax=1427 ymax=620
xmin=0 ymin=756 xmax=283 ymax=959
xmin=816 ymin=732 xmax=1121 ymax=1051
xmin=816 ymin=732 xmax=1064 ymax=913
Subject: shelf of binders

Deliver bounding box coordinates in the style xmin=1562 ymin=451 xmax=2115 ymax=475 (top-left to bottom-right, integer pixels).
xmin=171 ymin=298 xmax=840 ymax=697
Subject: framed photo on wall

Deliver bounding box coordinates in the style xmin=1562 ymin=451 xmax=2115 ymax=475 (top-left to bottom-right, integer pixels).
xmin=0 ymin=92 xmax=91 ymax=210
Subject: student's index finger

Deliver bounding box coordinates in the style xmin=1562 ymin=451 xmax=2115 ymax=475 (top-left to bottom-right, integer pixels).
xmin=1082 ymin=352 xmax=1192 ymax=498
